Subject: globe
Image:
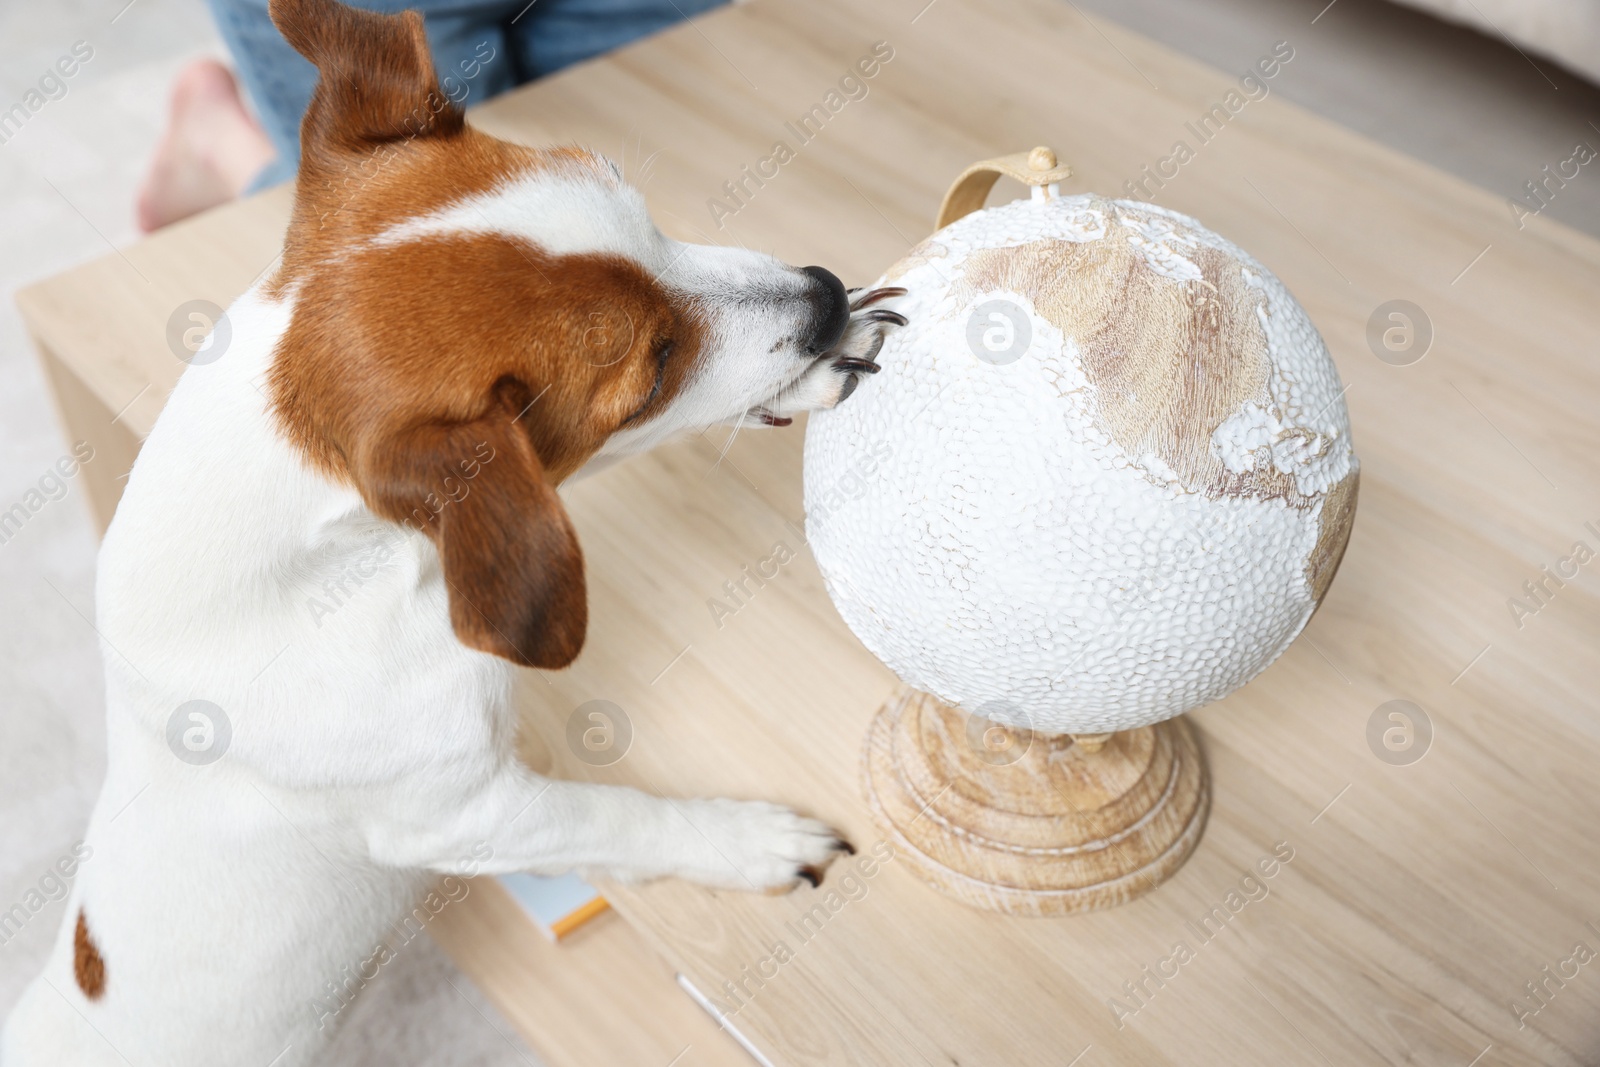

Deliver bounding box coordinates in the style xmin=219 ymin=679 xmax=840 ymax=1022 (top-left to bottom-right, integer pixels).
xmin=805 ymin=188 xmax=1358 ymax=737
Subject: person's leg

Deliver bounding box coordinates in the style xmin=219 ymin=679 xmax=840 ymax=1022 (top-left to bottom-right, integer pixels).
xmin=138 ymin=0 xmax=518 ymax=229
xmin=137 ymin=0 xmax=715 ymax=230
xmin=508 ymin=0 xmax=729 ymax=81
xmin=205 ymin=0 xmax=318 ymax=191
xmin=136 ymin=0 xmax=315 ymax=230
xmin=135 ymin=59 xmax=277 ymax=232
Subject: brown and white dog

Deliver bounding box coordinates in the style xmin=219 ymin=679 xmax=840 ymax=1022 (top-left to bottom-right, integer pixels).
xmin=1 ymin=1 xmax=904 ymax=1062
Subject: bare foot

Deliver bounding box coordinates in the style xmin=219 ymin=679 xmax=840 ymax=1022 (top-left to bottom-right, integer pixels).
xmin=136 ymin=59 xmax=277 ymax=232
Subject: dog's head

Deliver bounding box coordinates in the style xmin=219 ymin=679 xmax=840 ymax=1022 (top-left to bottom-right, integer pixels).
xmin=265 ymin=0 xmax=854 ymax=669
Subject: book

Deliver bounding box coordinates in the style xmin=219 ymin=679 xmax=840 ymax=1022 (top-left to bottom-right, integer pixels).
xmin=497 ymin=871 xmax=610 ymax=941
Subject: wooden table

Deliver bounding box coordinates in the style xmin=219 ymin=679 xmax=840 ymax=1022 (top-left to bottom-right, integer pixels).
xmin=19 ymin=0 xmax=1600 ymax=1064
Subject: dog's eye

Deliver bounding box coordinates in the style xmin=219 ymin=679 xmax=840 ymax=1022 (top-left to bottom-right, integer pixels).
xmin=621 ymin=338 xmax=673 ymax=426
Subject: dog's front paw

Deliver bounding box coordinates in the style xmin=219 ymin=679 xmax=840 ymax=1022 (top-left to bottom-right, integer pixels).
xmin=674 ymin=798 xmax=853 ymax=892
xmin=756 ymin=287 xmax=908 ymax=421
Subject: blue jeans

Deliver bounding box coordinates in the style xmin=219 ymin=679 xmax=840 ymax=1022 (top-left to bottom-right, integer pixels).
xmin=209 ymin=0 xmax=727 ymax=190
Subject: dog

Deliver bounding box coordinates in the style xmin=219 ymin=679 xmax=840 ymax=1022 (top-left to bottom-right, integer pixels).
xmin=1 ymin=1 xmax=906 ymax=1061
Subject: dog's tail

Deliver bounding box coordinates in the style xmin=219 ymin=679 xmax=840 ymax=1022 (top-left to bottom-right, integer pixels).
xmin=267 ymin=0 xmax=462 ymax=155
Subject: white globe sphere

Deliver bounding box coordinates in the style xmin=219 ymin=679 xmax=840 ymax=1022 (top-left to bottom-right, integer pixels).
xmin=805 ymin=193 xmax=1358 ymax=734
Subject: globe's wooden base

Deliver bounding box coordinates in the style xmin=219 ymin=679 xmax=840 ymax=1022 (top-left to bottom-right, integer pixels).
xmin=862 ymin=687 xmax=1210 ymax=916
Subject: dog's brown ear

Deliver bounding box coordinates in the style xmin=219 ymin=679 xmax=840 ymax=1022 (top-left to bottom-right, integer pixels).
xmin=355 ymin=384 xmax=587 ymax=669
xmin=268 ymin=0 xmax=462 ymax=152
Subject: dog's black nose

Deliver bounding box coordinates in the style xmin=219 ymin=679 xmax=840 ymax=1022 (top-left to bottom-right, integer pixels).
xmin=801 ymin=265 xmax=850 ymax=355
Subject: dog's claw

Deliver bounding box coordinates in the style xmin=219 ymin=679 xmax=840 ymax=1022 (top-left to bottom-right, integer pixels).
xmin=835 ymin=840 xmax=856 ymax=855
xmin=832 ymin=359 xmax=881 ymax=375
xmin=850 ymin=286 xmax=908 ymax=311
xmin=864 ymin=309 xmax=909 ymax=327
xmin=798 ymin=866 xmax=822 ymax=887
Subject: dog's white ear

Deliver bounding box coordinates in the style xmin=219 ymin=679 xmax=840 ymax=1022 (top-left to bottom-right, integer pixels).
xmin=355 ymin=381 xmax=588 ymax=669
xmin=269 ymin=0 xmax=461 ymax=154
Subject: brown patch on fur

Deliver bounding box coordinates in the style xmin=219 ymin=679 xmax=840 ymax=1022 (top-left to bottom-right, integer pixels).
xmin=269 ymin=236 xmax=696 ymax=484
xmin=1307 ymin=468 xmax=1359 ymax=607
xmin=73 ymin=909 xmax=105 ymax=1000
xmin=263 ymin=0 xmax=702 ymax=667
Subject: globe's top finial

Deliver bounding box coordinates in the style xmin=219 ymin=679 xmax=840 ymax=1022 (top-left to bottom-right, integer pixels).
xmin=934 ymin=146 xmax=1072 ymax=227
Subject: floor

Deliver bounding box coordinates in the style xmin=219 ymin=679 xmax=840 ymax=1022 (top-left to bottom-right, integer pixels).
xmin=0 ymin=0 xmax=1594 ymax=1060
